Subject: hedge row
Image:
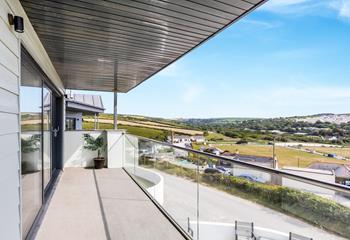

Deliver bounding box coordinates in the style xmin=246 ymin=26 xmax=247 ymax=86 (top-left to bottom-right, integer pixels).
xmin=141 ymin=160 xmax=350 ymax=238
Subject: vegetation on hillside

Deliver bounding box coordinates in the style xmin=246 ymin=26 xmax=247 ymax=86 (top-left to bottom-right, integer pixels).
xmin=214 ymin=144 xmax=349 ymax=167
xmin=84 ymin=113 xmax=350 ymax=145
xmin=82 ymin=121 xmax=168 ymax=141
xmin=181 ymin=117 xmax=350 ymax=145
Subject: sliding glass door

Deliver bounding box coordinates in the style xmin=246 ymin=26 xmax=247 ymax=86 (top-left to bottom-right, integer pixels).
xmin=20 ymin=48 xmax=58 ymax=239
xmin=20 ymin=51 xmax=43 ymax=238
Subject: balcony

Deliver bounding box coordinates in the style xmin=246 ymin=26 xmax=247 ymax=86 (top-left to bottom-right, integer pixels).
xmin=34 ymin=168 xmax=185 ymax=240
xmin=32 ymin=131 xmax=350 ymax=240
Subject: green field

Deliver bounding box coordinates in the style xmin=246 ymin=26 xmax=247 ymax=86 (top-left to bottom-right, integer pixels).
xmin=306 ymin=146 xmax=350 ymax=159
xmin=213 ymin=144 xmax=349 ymax=168
xmin=82 ymin=122 xmax=167 ymax=141
xmin=206 ymin=132 xmax=235 ymax=142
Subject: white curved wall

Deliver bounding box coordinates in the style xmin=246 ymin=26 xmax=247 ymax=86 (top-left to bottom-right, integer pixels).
xmin=132 ymin=167 xmax=164 ymax=205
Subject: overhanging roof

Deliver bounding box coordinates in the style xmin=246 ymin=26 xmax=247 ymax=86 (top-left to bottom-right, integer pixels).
xmin=21 ymin=0 xmax=266 ymax=93
xmin=65 ymin=93 xmax=105 ymax=113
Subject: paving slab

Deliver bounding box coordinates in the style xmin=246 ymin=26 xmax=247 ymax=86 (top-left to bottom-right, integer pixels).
xmin=35 ymin=168 xmax=184 ymax=240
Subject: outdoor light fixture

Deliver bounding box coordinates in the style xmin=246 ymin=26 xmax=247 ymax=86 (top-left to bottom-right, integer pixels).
xmin=8 ymin=14 xmax=24 ymax=33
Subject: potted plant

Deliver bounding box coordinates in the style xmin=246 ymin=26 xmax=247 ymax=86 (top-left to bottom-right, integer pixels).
xmin=83 ymin=133 xmax=106 ymax=169
xmin=21 ymin=134 xmax=41 ymax=173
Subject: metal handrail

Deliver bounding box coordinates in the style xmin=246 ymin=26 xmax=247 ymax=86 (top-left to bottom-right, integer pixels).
xmin=126 ymin=133 xmax=350 ymax=194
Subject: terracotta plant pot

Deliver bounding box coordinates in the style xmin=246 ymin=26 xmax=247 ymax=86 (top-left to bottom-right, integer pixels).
xmin=94 ymin=157 xmax=105 ymax=169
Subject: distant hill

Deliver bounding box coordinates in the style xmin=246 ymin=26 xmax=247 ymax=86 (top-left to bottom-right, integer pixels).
xmin=175 ymin=117 xmax=258 ymax=125
xmin=106 ymin=113 xmax=350 ymax=126
xmin=292 ymin=113 xmax=350 ymax=124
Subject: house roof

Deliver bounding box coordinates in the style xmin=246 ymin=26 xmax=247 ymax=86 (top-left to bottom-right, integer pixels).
xmin=221 ymin=152 xmax=273 ymax=163
xmin=21 ymin=0 xmax=267 ymax=92
xmin=309 ymin=162 xmax=350 ymax=173
xmin=65 ymin=94 xmax=105 ymax=113
xmin=282 ymin=167 xmax=334 ymax=176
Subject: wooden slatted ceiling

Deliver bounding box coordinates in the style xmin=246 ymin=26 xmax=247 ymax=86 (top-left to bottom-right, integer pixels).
xmin=21 ymin=0 xmax=266 ymax=92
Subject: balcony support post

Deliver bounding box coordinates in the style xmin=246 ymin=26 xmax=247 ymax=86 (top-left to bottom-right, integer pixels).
xmin=114 ymin=91 xmax=118 ymax=129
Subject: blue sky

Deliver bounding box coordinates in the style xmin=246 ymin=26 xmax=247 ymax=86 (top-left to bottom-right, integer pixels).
xmin=72 ymin=0 xmax=350 ymax=119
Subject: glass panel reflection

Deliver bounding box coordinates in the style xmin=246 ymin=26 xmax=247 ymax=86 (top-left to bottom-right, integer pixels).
xmin=124 ymin=134 xmax=350 ymax=240
xmin=20 ymin=52 xmax=43 ymax=238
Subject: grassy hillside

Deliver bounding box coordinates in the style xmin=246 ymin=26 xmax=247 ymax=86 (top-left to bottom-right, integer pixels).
xmin=213 ymin=144 xmax=348 ymax=168
xmin=82 ymin=121 xmax=167 ymax=141
xmin=306 ymin=146 xmax=350 ymax=159
xmin=84 ymin=114 xmax=203 ymax=135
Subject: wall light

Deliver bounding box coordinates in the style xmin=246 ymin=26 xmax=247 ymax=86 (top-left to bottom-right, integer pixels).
xmin=8 ymin=14 xmax=24 ymax=33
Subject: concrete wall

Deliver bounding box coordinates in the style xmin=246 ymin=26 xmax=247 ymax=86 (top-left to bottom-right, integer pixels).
xmin=106 ymin=130 xmax=125 ymax=168
xmin=0 ymin=1 xmax=21 ymax=239
xmin=64 ymin=130 xmax=126 ymax=168
xmin=64 ymin=131 xmax=106 ymax=168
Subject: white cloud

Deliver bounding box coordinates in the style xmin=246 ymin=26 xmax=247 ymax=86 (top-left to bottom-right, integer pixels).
xmin=260 ymin=0 xmax=315 ymax=13
xmin=260 ymin=0 xmax=350 ymax=21
xmin=329 ymin=0 xmax=350 ymax=20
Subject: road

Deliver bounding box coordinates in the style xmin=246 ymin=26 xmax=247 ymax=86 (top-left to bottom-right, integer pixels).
xmin=157 ymin=171 xmax=346 ymax=240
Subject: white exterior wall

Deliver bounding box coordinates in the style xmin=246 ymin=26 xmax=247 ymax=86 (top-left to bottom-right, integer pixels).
xmin=64 ymin=131 xmax=106 ymax=168
xmin=107 ymin=130 xmax=126 ymax=168
xmin=64 ymin=130 xmax=126 ymax=168
xmin=1 ymin=1 xmax=65 ymax=239
xmin=0 ymin=1 xmax=21 ymax=239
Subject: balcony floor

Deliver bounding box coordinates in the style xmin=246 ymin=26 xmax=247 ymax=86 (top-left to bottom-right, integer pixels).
xmin=35 ymin=168 xmax=184 ymax=240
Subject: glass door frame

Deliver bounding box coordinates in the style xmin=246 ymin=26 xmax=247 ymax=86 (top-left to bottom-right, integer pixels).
xmin=21 ymin=46 xmax=64 ymax=239
xmin=42 ymin=84 xmax=52 ymax=194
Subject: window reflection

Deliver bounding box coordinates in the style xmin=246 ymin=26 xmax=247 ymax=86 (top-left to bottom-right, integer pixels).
xmin=21 ymin=50 xmax=43 ymax=238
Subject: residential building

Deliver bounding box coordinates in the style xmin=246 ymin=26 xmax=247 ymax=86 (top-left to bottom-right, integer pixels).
xmin=309 ymin=162 xmax=350 ymax=184
xmin=169 ymin=134 xmax=206 ymax=144
xmin=220 ymin=151 xmax=274 ymax=168
xmin=191 ymin=135 xmax=206 ymax=143
xmin=65 ymin=93 xmax=105 ymax=130
xmin=171 ymin=135 xmax=193 ymax=144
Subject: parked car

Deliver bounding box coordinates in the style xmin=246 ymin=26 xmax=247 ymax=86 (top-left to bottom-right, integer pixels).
xmin=216 ymin=166 xmax=232 ymax=175
xmin=237 ymin=174 xmax=266 ymax=183
xmin=204 ymin=167 xmax=225 ymax=174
